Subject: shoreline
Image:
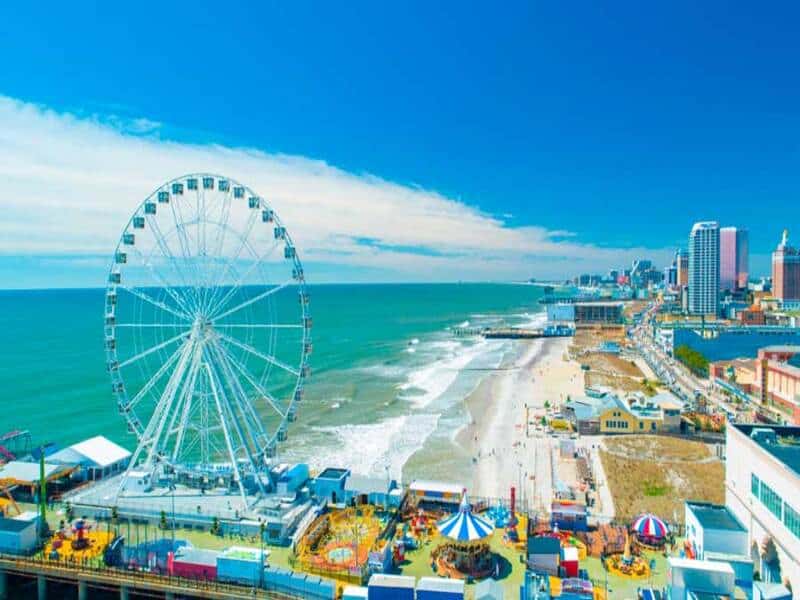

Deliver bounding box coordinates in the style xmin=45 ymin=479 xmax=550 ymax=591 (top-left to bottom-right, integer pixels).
xmin=457 ymin=335 xmax=584 ymax=501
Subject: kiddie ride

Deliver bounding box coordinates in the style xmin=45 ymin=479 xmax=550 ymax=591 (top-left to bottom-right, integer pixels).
xmin=604 ymin=531 xmax=650 ymax=579
xmin=46 ymin=519 xmax=113 ymax=561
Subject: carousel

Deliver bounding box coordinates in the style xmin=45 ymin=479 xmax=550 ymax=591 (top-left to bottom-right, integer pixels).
xmin=632 ymin=513 xmax=670 ymax=548
xmin=431 ymin=491 xmax=496 ymax=580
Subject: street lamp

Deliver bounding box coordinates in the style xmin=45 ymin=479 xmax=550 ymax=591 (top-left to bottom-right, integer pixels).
xmin=259 ymin=521 xmax=265 ymax=590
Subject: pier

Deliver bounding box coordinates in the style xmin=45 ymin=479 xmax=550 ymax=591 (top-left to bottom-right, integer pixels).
xmin=0 ymin=555 xmax=299 ymax=600
xmin=453 ymin=325 xmax=575 ymax=339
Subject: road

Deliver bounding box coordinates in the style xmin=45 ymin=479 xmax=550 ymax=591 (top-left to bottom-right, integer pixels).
xmin=629 ymin=301 xmax=751 ymax=421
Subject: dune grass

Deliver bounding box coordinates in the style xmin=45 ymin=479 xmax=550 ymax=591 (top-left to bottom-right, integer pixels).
xmin=600 ymin=436 xmax=724 ymax=522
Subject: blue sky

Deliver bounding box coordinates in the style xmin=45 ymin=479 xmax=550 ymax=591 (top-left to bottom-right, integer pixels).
xmin=1 ymin=1 xmax=799 ymax=286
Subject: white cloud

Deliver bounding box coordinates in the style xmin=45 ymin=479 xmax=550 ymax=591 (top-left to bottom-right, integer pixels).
xmin=0 ymin=95 xmax=671 ymax=283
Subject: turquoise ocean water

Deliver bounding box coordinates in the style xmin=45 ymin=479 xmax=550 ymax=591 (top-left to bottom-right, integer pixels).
xmin=0 ymin=283 xmax=543 ymax=483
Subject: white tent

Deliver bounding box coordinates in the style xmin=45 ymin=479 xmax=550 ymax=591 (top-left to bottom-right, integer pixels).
xmin=49 ymin=435 xmax=131 ymax=481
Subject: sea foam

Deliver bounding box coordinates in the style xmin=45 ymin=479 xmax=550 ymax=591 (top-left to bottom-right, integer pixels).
xmin=310 ymin=413 xmax=440 ymax=481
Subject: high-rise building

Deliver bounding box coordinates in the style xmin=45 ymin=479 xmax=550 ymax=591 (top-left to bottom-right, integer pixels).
xmin=772 ymin=229 xmax=800 ymax=302
xmin=676 ymin=249 xmax=689 ymax=288
xmin=665 ymin=263 xmax=677 ymax=288
xmin=720 ymin=227 xmax=749 ymax=291
xmin=736 ymin=230 xmax=749 ymax=289
xmin=688 ymin=221 xmax=720 ymax=316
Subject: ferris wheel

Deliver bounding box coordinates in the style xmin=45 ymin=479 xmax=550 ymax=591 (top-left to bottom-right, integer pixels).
xmin=104 ymin=174 xmax=311 ymax=503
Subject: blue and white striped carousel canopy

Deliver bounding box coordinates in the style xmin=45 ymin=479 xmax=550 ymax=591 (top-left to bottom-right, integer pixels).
xmin=436 ymin=491 xmax=494 ymax=542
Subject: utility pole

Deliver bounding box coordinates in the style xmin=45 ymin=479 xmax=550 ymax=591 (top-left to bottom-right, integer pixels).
xmin=38 ymin=449 xmax=48 ymax=539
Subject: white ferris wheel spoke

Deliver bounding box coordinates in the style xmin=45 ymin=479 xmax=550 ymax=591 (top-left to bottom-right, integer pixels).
xmin=168 ymin=343 xmax=205 ymax=461
xmin=208 ymin=238 xmax=282 ymax=319
xmin=215 ymin=323 xmax=303 ymax=329
xmin=118 ymin=285 xmax=192 ymax=322
xmin=207 ymin=187 xmax=234 ymax=296
xmin=126 ymin=240 xmax=198 ymax=319
xmin=115 ymin=323 xmax=188 ymax=328
xmin=125 ymin=344 xmax=185 ymax=410
xmin=133 ymin=215 xmax=197 ymax=314
xmin=218 ymin=331 xmax=300 ymax=377
xmin=203 ymin=357 xmax=249 ymax=506
xmin=211 ymin=278 xmax=294 ymax=322
xmin=215 ymin=340 xmax=287 ymax=420
xmin=144 ymin=341 xmax=196 ymax=466
xmin=118 ymin=331 xmax=188 ymax=369
xmin=147 ymin=213 xmax=190 ymax=285
xmin=206 ymin=204 xmax=262 ymax=307
xmin=167 ymin=192 xmax=205 ymax=313
xmin=207 ymin=342 xmax=269 ymax=485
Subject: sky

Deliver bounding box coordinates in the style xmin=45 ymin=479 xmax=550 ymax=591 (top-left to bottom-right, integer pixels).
xmin=0 ymin=1 xmax=798 ymax=287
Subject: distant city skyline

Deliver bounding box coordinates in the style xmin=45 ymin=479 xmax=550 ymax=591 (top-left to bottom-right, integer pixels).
xmin=1 ymin=3 xmax=799 ymax=287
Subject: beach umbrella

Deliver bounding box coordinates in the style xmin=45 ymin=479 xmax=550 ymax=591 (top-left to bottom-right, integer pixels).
xmin=632 ymin=514 xmax=669 ymax=538
xmin=437 ymin=491 xmax=494 ymax=543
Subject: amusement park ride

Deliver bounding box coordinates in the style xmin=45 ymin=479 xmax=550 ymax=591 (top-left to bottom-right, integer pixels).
xmin=102 ymin=173 xmax=311 ymax=511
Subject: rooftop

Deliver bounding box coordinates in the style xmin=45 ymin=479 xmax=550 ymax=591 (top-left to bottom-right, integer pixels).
xmin=768 ymin=359 xmax=800 ymax=380
xmin=667 ymin=557 xmax=733 ymax=574
xmin=368 ymin=574 xmax=415 ymax=589
xmin=733 ymin=424 xmax=800 ymax=478
xmin=690 ymin=221 xmax=719 ymax=233
xmin=316 ymin=467 xmax=349 ymax=480
xmin=686 ymin=502 xmax=745 ymax=532
xmin=573 ymin=301 xmax=624 ymax=307
xmin=760 ymin=345 xmax=800 ymax=354
xmin=0 ymin=460 xmax=71 ymax=483
xmin=345 ymin=474 xmax=394 ymax=494
xmin=752 ymin=581 xmax=792 ymax=600
xmin=408 ymin=480 xmax=464 ymax=495
xmin=50 ymin=435 xmax=131 ymax=468
xmin=0 ymin=516 xmax=35 ymax=533
xmin=565 ymin=393 xmax=627 ymax=420
xmin=174 ymin=547 xmax=220 ymax=566
xmin=528 ymin=535 xmax=561 ymax=555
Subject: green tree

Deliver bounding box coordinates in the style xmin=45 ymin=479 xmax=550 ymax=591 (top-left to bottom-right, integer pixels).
xmin=674 ymin=345 xmax=709 ymax=377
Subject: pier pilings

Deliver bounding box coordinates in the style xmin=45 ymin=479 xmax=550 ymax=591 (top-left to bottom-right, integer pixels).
xmin=37 ymin=574 xmax=46 ymax=600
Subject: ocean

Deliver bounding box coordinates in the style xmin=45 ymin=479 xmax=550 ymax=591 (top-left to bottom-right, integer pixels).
xmin=0 ymin=283 xmax=544 ymax=484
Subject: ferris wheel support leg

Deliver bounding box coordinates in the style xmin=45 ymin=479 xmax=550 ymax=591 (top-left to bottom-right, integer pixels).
xmin=144 ymin=340 xmax=196 ymax=467
xmin=204 ymin=361 xmax=250 ymax=510
xmin=210 ymin=341 xmax=270 ymax=461
xmin=209 ymin=349 xmax=268 ymax=498
xmin=171 ymin=349 xmax=204 ymax=463
xmin=114 ymin=340 xmax=194 ymax=503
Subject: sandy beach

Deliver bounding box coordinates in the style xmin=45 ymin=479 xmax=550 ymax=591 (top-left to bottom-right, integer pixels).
xmin=457 ymin=336 xmax=584 ymax=506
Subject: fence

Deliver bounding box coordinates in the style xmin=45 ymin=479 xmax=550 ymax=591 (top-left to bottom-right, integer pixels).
xmin=0 ymin=553 xmax=304 ymax=600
